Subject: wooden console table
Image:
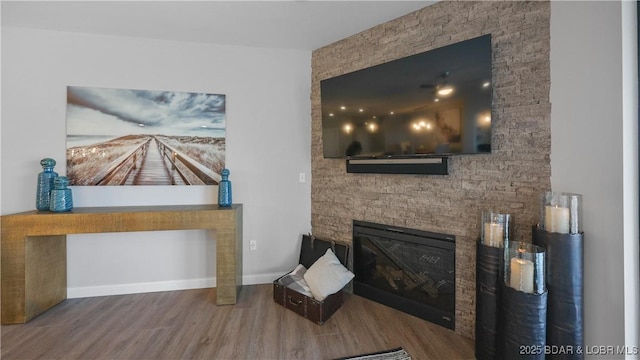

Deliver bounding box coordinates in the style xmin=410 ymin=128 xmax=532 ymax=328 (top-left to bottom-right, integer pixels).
xmin=1 ymin=204 xmax=242 ymax=324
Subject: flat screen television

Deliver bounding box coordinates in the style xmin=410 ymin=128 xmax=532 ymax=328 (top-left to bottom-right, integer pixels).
xmin=320 ymin=34 xmax=492 ymax=167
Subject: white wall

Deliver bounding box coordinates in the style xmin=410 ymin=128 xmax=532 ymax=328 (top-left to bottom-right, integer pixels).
xmin=1 ymin=26 xmax=312 ymax=296
xmin=550 ymin=1 xmax=639 ymax=357
xmin=621 ymin=2 xmax=640 ymax=354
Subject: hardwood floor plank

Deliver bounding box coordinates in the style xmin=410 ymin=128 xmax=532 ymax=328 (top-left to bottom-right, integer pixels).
xmin=280 ymin=309 xmax=324 ymax=360
xmin=244 ymin=286 xmax=283 ymax=359
xmin=331 ymin=294 xmax=396 ymax=355
xmin=1 ymin=284 xmax=474 ymax=360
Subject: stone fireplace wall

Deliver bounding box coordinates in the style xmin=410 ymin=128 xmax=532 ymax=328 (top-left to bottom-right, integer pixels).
xmin=310 ymin=1 xmax=551 ymax=339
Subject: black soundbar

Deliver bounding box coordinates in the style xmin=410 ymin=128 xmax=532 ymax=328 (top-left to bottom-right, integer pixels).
xmin=346 ymin=156 xmax=448 ymax=175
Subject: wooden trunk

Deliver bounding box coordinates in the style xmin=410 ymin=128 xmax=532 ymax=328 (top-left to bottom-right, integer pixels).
xmin=273 ymin=235 xmax=349 ymax=325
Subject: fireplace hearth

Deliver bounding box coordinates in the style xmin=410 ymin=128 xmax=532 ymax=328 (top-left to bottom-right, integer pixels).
xmin=352 ymin=220 xmax=456 ymax=330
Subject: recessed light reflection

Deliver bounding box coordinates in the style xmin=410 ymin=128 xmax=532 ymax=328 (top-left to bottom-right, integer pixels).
xmin=482 ymin=81 xmax=491 ymax=88
xmin=411 ymin=120 xmax=432 ymax=131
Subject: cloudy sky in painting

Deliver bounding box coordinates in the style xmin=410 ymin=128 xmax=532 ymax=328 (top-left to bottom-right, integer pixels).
xmin=66 ymin=86 xmax=226 ymax=137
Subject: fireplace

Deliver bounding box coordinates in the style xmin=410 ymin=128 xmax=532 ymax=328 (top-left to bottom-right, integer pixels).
xmin=352 ymin=220 xmax=456 ymax=330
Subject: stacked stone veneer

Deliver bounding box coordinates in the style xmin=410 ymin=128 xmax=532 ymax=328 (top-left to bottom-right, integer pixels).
xmin=311 ymin=1 xmax=551 ymax=339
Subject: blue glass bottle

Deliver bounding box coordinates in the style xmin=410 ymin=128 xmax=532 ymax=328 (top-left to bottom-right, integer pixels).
xmin=218 ymin=169 xmax=232 ymax=207
xmin=36 ymin=158 xmax=59 ymax=211
xmin=49 ymin=176 xmax=73 ymax=212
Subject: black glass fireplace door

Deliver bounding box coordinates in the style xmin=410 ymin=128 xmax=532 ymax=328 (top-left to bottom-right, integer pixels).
xmin=353 ymin=221 xmax=455 ymax=330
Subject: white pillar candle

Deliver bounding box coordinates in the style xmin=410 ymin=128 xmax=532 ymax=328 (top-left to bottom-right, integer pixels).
xmin=510 ymin=258 xmax=534 ymax=293
xmin=544 ymin=205 xmax=570 ymax=234
xmin=483 ymin=222 xmax=504 ymax=247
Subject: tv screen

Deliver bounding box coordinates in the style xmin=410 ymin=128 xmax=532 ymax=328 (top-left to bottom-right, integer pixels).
xmin=321 ymin=34 xmax=492 ymax=159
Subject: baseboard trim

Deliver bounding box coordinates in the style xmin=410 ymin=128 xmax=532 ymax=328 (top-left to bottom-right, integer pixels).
xmin=242 ymin=272 xmax=284 ymax=285
xmin=67 ymin=273 xmax=284 ymax=299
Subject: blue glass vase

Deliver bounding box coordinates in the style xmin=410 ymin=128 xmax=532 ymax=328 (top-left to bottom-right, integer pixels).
xmin=36 ymin=158 xmax=59 ymax=211
xmin=218 ymin=169 xmax=232 ymax=207
xmin=49 ymin=176 xmax=73 ymax=212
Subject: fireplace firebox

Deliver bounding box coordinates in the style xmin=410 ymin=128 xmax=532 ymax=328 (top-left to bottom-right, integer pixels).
xmin=352 ymin=220 xmax=455 ymax=330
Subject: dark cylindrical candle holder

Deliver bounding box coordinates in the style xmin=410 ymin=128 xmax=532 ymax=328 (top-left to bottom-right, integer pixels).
xmin=475 ymin=241 xmax=504 ymax=360
xmin=501 ymin=285 xmax=548 ymax=360
xmin=533 ymin=225 xmax=584 ymax=360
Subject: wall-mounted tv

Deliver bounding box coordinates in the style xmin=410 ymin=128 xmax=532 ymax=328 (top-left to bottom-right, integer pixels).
xmin=320 ymin=35 xmax=492 ymax=174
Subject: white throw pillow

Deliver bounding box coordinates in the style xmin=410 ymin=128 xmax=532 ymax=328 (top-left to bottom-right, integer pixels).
xmin=304 ymin=248 xmax=355 ymax=301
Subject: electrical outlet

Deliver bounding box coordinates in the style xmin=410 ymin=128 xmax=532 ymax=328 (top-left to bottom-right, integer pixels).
xmin=299 ymin=172 xmax=306 ymax=183
xmin=250 ymin=240 xmax=257 ymax=251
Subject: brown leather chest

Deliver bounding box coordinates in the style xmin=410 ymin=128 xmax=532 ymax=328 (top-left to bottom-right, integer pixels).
xmin=273 ymin=235 xmax=349 ymax=325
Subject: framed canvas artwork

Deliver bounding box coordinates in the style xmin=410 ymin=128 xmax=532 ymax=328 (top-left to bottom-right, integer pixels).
xmin=66 ymin=86 xmax=226 ymax=186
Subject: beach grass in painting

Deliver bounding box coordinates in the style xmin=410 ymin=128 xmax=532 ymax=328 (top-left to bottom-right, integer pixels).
xmin=66 ymin=86 xmax=226 ymax=186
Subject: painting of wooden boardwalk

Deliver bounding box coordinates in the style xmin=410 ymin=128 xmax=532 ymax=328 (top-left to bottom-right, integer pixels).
xmin=66 ymin=86 xmax=225 ymax=186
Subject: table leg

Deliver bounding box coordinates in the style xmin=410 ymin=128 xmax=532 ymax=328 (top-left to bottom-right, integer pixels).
xmin=2 ymin=235 xmax=66 ymax=324
xmin=215 ymin=210 xmax=242 ymax=305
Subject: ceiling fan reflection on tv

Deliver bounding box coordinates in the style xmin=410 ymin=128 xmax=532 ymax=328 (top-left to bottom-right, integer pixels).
xmin=420 ymin=71 xmax=454 ymax=97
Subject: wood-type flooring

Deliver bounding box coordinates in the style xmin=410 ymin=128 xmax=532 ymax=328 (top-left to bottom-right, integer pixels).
xmin=1 ymin=284 xmax=474 ymax=359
